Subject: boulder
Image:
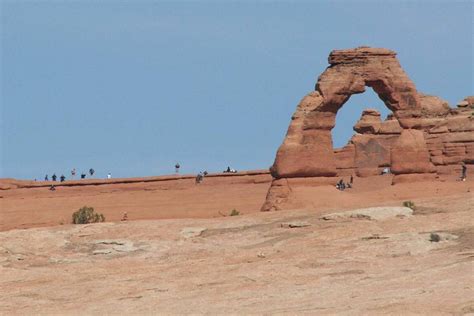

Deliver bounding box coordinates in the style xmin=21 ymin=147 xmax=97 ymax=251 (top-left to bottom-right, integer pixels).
xmin=378 ymin=118 xmax=403 ymax=134
xmin=391 ymin=129 xmax=435 ymax=174
xmin=353 ymin=109 xmax=382 ymax=134
xmin=418 ymin=94 xmax=450 ymax=115
xmin=180 ymin=227 xmax=207 ymax=238
xmin=457 ymin=96 xmax=474 ymax=108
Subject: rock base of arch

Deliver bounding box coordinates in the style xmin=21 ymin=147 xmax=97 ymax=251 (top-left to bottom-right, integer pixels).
xmin=261 ymin=177 xmax=340 ymax=212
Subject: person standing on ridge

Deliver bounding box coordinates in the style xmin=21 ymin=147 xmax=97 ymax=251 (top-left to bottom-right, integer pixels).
xmin=107 ymin=173 xmax=111 ymax=179
xmin=60 ymin=175 xmax=66 ymax=182
xmin=45 ymin=175 xmax=49 ymax=181
xmin=175 ymin=163 xmax=180 ymax=174
xmin=461 ymin=162 xmax=467 ymax=181
xmin=89 ymin=168 xmax=95 ymax=177
xmin=195 ymin=172 xmax=203 ymax=184
xmin=52 ymin=174 xmax=57 ymax=181
xmin=71 ymin=168 xmax=76 ymax=179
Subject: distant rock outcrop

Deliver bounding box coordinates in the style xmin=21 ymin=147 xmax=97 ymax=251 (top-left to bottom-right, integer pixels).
xmin=263 ymin=47 xmax=473 ymax=211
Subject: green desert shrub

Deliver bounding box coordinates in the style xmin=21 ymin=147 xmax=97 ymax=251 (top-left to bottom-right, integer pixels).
xmin=429 ymin=232 xmax=441 ymax=242
xmin=72 ymin=206 xmax=105 ymax=224
xmin=402 ymin=201 xmax=416 ymax=211
xmin=230 ymin=209 xmax=240 ymax=216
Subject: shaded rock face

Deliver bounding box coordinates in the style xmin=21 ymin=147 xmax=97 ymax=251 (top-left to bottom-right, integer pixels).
xmin=335 ymin=105 xmax=473 ymax=178
xmin=391 ymin=129 xmax=435 ymax=175
xmin=263 ymin=47 xmax=473 ymax=211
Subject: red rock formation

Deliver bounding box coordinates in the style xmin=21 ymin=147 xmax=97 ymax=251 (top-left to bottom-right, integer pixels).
xmin=353 ymin=133 xmax=395 ymax=177
xmin=336 ymin=102 xmax=472 ymax=179
xmin=334 ymin=143 xmax=355 ymax=176
xmin=424 ymin=96 xmax=474 ymax=174
xmin=378 ymin=114 xmax=403 ymax=134
xmin=271 ymin=47 xmax=430 ymax=181
xmin=353 ymin=109 xmax=382 ymax=134
xmin=270 ymin=92 xmax=337 ymax=178
xmin=262 ymin=47 xmax=473 ymax=211
xmin=391 ymin=129 xmax=435 ymax=175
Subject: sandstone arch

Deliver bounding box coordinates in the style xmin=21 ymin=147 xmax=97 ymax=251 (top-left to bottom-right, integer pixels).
xmin=262 ymin=47 xmax=473 ymax=212
xmin=271 ymin=47 xmax=431 ymax=179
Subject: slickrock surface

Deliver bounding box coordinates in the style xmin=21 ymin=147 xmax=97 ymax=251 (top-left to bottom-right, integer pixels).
xmin=320 ymin=206 xmax=413 ymax=221
xmin=1 ymin=189 xmax=472 ymax=314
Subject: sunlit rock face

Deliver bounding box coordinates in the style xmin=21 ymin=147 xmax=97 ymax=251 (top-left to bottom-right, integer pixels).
xmin=263 ymin=47 xmax=473 ymax=211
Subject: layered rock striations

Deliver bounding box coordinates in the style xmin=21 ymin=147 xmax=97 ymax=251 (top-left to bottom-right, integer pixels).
xmin=426 ymin=96 xmax=474 ymax=174
xmin=263 ymin=47 xmax=473 ymax=211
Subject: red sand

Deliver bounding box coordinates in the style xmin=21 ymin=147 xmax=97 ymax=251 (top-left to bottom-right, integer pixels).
xmin=0 ymin=171 xmax=272 ymax=231
xmin=0 ymin=170 xmax=471 ymax=232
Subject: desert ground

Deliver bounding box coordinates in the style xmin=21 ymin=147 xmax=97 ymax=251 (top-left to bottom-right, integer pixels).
xmin=0 ymin=171 xmax=272 ymax=231
xmin=0 ymin=172 xmax=473 ymax=314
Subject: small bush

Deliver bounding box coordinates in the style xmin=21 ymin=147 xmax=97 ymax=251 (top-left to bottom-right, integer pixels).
xmin=430 ymin=232 xmax=441 ymax=242
xmin=403 ymin=201 xmax=416 ymax=211
xmin=230 ymin=209 xmax=240 ymax=216
xmin=72 ymin=206 xmax=105 ymax=224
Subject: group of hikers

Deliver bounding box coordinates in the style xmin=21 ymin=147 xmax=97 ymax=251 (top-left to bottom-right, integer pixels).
xmin=174 ymin=163 xmax=238 ymax=184
xmin=43 ymin=161 xmax=468 ymax=192
xmin=195 ymin=166 xmax=238 ymax=183
xmin=44 ymin=161 xmax=241 ymax=187
xmin=46 ymin=168 xmax=113 ymax=191
xmin=336 ymin=175 xmax=353 ymax=191
xmin=45 ymin=168 xmax=96 ymax=182
xmin=44 ymin=174 xmax=67 ymax=182
xmin=223 ymin=166 xmax=237 ymax=173
xmin=44 ymin=168 xmax=113 ymax=184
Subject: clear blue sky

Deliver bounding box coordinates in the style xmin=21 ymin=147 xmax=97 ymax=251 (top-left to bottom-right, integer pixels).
xmin=1 ymin=1 xmax=472 ymax=179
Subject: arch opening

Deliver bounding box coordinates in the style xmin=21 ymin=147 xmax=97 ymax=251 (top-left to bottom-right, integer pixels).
xmin=332 ymin=86 xmax=391 ymax=149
